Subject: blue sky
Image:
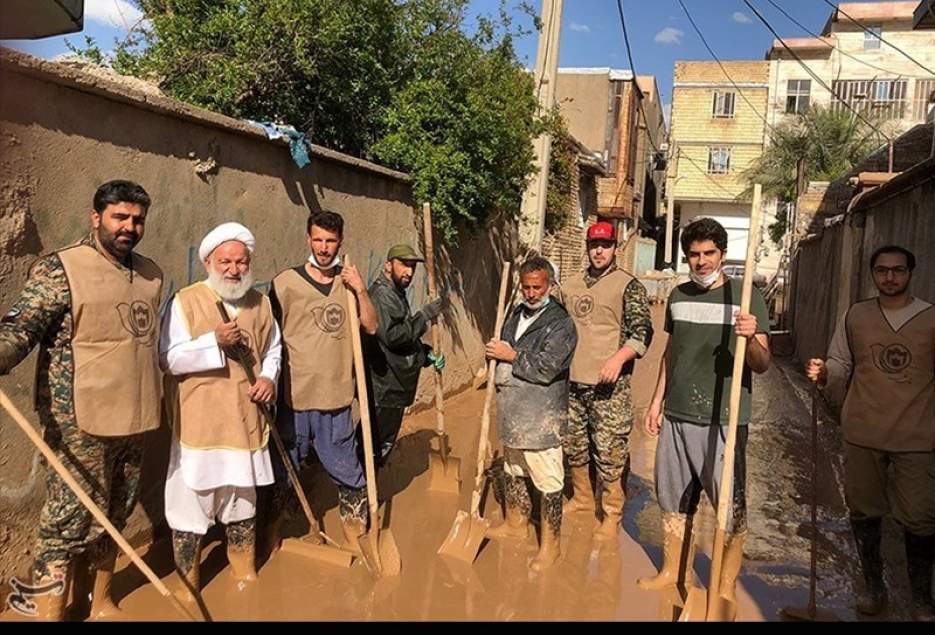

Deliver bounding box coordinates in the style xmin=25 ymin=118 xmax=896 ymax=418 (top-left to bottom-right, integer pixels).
xmin=1 ymin=1 xmax=893 ymax=116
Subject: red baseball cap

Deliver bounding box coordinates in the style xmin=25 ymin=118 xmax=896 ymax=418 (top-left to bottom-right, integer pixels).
xmin=587 ymin=221 xmax=616 ymax=241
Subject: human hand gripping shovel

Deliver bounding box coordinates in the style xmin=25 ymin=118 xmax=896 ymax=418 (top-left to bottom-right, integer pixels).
xmin=437 ymin=260 xmax=511 ymax=564
xmin=214 ymin=301 xmax=353 ymax=569
xmin=0 ymin=389 xmax=207 ymax=621
xmin=344 ymin=255 xmax=402 ymax=578
xmin=680 ymin=183 xmax=762 ymax=622
xmin=422 ymin=202 xmax=462 ymax=494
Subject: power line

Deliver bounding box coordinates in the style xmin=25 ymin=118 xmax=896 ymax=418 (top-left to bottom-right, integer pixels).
xmin=743 ymin=0 xmax=892 ymax=142
xmin=764 ymin=0 xmax=921 ymax=78
xmin=819 ymin=0 xmax=935 ymax=77
xmin=676 ymin=0 xmax=774 ymax=131
xmin=677 ymin=148 xmax=741 ymax=198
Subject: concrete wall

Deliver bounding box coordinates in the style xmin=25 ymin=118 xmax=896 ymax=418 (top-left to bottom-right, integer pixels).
xmin=0 ymin=49 xmax=516 ymax=582
xmin=555 ymin=70 xmax=614 ymax=157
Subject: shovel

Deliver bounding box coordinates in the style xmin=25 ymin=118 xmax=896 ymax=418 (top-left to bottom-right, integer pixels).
xmin=345 ymin=255 xmax=402 ymax=577
xmin=780 ymin=382 xmax=840 ymax=622
xmin=214 ymin=301 xmax=353 ymax=569
xmin=421 ymin=202 xmax=462 ymax=494
xmin=680 ymin=183 xmax=763 ymax=622
xmin=437 ymin=260 xmax=511 ymax=563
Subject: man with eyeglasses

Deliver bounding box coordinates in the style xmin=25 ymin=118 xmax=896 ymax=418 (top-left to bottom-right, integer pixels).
xmin=807 ymin=245 xmax=935 ymax=622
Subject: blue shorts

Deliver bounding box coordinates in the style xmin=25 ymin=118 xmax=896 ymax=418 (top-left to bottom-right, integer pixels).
xmin=273 ymin=405 xmax=366 ymax=490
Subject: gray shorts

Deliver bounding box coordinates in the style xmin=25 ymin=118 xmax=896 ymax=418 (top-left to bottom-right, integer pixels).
xmin=655 ymin=416 xmax=748 ymax=534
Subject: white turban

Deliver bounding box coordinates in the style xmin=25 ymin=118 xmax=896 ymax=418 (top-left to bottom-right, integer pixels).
xmin=198 ymin=222 xmax=256 ymax=261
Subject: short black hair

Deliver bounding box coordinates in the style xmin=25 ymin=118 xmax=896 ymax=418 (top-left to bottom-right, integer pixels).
xmin=93 ymin=180 xmax=151 ymax=213
xmin=519 ymin=256 xmax=554 ymax=282
xmin=306 ymin=210 xmax=344 ymax=237
xmin=680 ymin=217 xmax=728 ymax=255
xmin=870 ymin=245 xmax=915 ymax=271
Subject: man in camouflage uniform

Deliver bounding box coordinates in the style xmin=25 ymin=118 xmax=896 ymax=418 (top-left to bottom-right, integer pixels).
xmin=0 ymin=181 xmax=163 ymax=621
xmin=561 ymin=221 xmax=653 ymax=540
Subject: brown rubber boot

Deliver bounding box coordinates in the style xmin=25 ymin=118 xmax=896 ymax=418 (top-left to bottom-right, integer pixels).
xmin=171 ymin=531 xmax=203 ymax=611
xmin=31 ymin=561 xmax=69 ymax=622
xmin=718 ymin=530 xmax=747 ymax=621
xmin=636 ymin=512 xmax=696 ymax=591
xmin=89 ymin=548 xmax=123 ymax=618
xmin=69 ymin=554 xmax=93 ymax=620
xmin=531 ymin=491 xmax=563 ymax=571
xmin=487 ymin=474 xmax=532 ymax=540
xmin=226 ymin=519 xmax=258 ymax=582
xmin=341 ymin=517 xmax=367 ymax=554
xmin=593 ymin=478 xmax=624 ymax=541
xmin=563 ymin=465 xmax=595 ymax=515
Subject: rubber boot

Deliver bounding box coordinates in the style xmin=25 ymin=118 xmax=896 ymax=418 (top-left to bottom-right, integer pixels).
xmin=851 ymin=517 xmax=887 ymax=616
xmin=171 ymin=530 xmax=203 ymax=611
xmin=337 ymin=485 xmax=368 ymax=553
xmin=637 ymin=512 xmax=696 ymax=592
xmin=31 ymin=560 xmax=69 ymax=622
xmin=69 ymin=554 xmax=93 ymax=620
xmin=531 ymin=490 xmax=563 ymax=571
xmin=563 ymin=464 xmax=595 ymax=515
xmin=341 ymin=517 xmax=367 ymax=554
xmin=718 ymin=530 xmax=747 ymax=622
xmin=226 ymin=518 xmax=258 ymax=582
xmin=89 ymin=548 xmax=123 ymax=618
xmin=488 ymin=474 xmax=532 ymax=540
xmin=593 ymin=478 xmax=624 ymax=541
xmin=904 ymin=530 xmax=935 ymax=622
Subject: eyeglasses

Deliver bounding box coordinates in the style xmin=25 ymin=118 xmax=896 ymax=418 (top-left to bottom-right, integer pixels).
xmin=872 ymin=266 xmax=909 ymax=276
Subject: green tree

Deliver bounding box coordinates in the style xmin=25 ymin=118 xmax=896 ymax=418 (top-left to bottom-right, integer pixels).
xmin=742 ymin=105 xmax=886 ymax=244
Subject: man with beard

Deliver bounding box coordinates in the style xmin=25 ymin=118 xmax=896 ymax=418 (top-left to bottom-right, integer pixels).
xmin=0 ymin=180 xmax=163 ymax=620
xmin=485 ymin=257 xmax=578 ymax=571
xmin=268 ymin=210 xmax=377 ymax=553
xmin=807 ymin=246 xmax=935 ymax=621
xmin=363 ymin=244 xmax=445 ymax=465
xmin=159 ymin=222 xmax=280 ymax=605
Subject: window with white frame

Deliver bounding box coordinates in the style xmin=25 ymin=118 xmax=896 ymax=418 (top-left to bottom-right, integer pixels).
xmin=712 ymin=91 xmax=736 ymax=118
xmin=707 ymin=147 xmax=731 ymax=174
xmin=785 ymin=79 xmax=811 ymax=114
xmin=863 ymin=25 xmax=882 ymax=49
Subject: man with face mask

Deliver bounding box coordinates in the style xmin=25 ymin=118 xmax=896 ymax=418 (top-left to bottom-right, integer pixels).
xmin=267 ymin=210 xmax=378 ymax=554
xmin=638 ymin=217 xmax=770 ymax=606
xmin=159 ymin=222 xmax=281 ymax=607
xmin=807 ymin=246 xmax=935 ymax=621
xmin=560 ymin=221 xmax=654 ymax=541
xmin=362 ymin=244 xmax=445 ymax=465
xmin=0 ymin=180 xmax=162 ymax=620
xmin=485 ymin=256 xmax=578 ymax=570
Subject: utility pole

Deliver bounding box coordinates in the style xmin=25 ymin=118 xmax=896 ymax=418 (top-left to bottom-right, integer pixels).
xmin=663 ymin=145 xmax=678 ymax=268
xmin=518 ymin=0 xmax=564 ymax=252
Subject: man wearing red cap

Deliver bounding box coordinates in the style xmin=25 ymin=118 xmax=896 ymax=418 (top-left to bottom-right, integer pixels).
xmin=560 ymin=221 xmax=653 ymax=540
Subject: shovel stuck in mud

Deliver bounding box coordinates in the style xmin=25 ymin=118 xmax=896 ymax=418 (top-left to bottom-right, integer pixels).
xmin=437 ymin=260 xmax=511 ymax=564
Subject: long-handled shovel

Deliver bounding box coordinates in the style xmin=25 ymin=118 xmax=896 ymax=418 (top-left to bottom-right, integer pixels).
xmin=344 ymin=255 xmax=402 ymax=578
xmin=0 ymin=389 xmax=206 ymax=622
xmin=780 ymin=382 xmax=840 ymax=622
xmin=437 ymin=260 xmax=511 ymax=564
xmin=422 ymin=202 xmax=461 ymax=494
xmin=680 ymin=183 xmax=763 ymax=622
xmin=213 ymin=301 xmax=353 ymax=569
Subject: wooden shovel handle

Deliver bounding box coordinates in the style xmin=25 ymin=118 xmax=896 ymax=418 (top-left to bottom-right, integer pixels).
xmin=422 ymin=203 xmax=447 ymax=448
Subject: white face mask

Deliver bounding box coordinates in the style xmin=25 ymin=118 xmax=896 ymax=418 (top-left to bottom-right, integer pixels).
xmin=308 ymin=251 xmax=338 ymax=271
xmin=689 ymin=267 xmax=721 ymax=290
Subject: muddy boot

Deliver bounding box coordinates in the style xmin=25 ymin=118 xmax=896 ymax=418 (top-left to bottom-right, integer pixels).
xmin=594 ymin=478 xmax=624 ymax=541
xmin=31 ymin=560 xmax=69 ymax=622
xmin=337 ymin=485 xmax=368 ymax=553
xmin=226 ymin=518 xmax=258 ymax=582
xmin=531 ymin=490 xmax=563 ymax=571
xmin=341 ymin=517 xmax=367 ymax=554
xmin=69 ymin=554 xmax=93 ymax=620
xmin=718 ymin=530 xmax=747 ymax=621
xmin=488 ymin=474 xmax=532 ymax=540
xmin=172 ymin=530 xmax=204 ymax=610
xmin=563 ymin=465 xmax=595 ymax=516
xmin=851 ymin=517 xmax=887 ymax=616
xmin=637 ymin=512 xmax=696 ymax=592
xmin=89 ymin=547 xmax=123 ymax=619
xmin=904 ymin=530 xmax=935 ymax=622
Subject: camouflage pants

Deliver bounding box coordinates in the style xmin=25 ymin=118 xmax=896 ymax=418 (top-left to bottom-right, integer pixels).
xmin=33 ymin=416 xmax=144 ymax=577
xmin=564 ymin=378 xmax=633 ymax=484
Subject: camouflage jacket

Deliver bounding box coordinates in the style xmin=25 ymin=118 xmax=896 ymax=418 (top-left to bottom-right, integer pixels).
xmin=0 ymin=234 xmax=137 ymax=428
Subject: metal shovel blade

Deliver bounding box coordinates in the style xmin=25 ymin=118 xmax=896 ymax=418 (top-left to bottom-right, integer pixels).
xmin=427 ymin=434 xmax=461 ymax=494
xmin=358 ymin=532 xmax=383 ymax=577
xmin=279 ymin=536 xmax=354 ymax=569
xmin=377 ymin=528 xmax=402 ymax=577
xmin=780 ymin=605 xmax=841 ymax=622
xmin=437 ymin=510 xmax=489 ymax=563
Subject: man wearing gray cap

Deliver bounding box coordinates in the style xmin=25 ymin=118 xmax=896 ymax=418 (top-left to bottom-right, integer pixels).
xmin=363 ymin=243 xmax=445 ymax=465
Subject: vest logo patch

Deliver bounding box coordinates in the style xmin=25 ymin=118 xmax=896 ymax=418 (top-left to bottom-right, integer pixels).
xmin=312 ymin=302 xmax=346 ymax=334
xmin=572 ymin=294 xmax=594 ymax=318
xmin=116 ymin=301 xmax=156 ymax=345
xmin=871 ymin=343 xmax=912 ymax=378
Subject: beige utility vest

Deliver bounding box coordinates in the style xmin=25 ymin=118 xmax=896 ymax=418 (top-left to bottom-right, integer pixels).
xmin=273 ymin=267 xmax=354 ymax=411
xmin=564 ymin=268 xmax=633 ymax=385
xmin=169 ymin=283 xmax=273 ymax=451
xmin=57 ymin=243 xmax=163 ymax=436
xmin=842 ymin=299 xmax=935 ymax=452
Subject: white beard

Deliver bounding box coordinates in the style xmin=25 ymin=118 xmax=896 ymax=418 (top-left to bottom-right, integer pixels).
xmin=207 ymin=269 xmax=254 ymax=303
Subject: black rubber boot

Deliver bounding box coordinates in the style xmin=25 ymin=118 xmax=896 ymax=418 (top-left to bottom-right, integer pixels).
xmin=904 ymin=530 xmax=935 ymax=622
xmin=851 ymin=517 xmax=887 ymax=616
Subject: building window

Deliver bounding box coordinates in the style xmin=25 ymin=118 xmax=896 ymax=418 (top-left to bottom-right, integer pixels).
xmin=831 ymin=78 xmax=908 ymax=121
xmin=712 ymin=91 xmax=736 ymax=118
xmin=707 ymin=147 xmax=731 ymax=174
xmin=785 ymin=79 xmax=811 ymax=114
xmin=863 ymin=25 xmax=882 ymax=50
xmin=912 ymin=79 xmax=935 ymax=121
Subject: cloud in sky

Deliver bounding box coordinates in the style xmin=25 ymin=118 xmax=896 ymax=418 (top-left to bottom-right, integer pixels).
xmin=732 ymin=11 xmax=753 ymax=24
xmin=654 ymin=27 xmax=684 ymax=45
xmin=569 ymin=22 xmax=590 ymax=33
xmin=85 ymin=0 xmax=144 ymax=31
